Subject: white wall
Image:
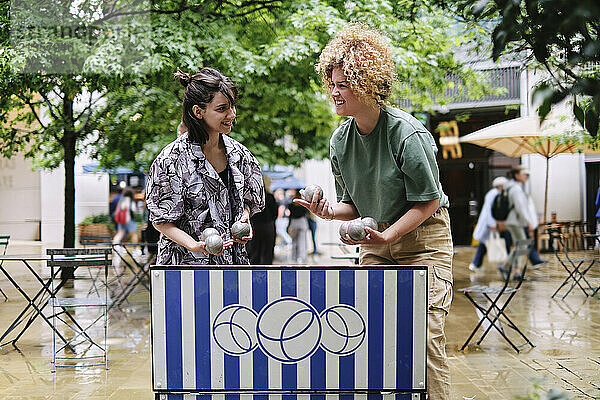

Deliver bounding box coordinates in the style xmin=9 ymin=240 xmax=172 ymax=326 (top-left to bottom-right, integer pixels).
xmin=74 ymin=158 xmax=109 ymax=225
xmin=522 ymin=153 xmax=583 ymax=223
xmin=521 ymin=68 xmax=584 ymax=223
xmin=40 ymin=166 xmax=64 ymax=245
xmin=41 ymin=158 xmax=110 ymax=245
xmin=0 ymin=154 xmax=41 ymax=240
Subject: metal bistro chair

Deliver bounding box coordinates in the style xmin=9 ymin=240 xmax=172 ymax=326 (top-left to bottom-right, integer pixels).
xmin=107 ymin=243 xmax=155 ymax=310
xmin=80 ymin=235 xmax=129 ymax=300
xmin=0 ymin=235 xmax=9 ymax=301
xmin=459 ymin=239 xmax=535 ymax=353
xmin=81 ymin=235 xmax=155 ymax=310
xmin=548 ymin=228 xmax=600 ymax=300
xmin=47 ymin=248 xmax=112 ymax=371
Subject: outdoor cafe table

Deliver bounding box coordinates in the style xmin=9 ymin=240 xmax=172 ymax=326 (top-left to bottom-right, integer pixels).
xmin=0 ymin=253 xmax=105 ymax=350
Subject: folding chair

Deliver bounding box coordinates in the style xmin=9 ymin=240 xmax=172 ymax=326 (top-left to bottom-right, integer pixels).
xmin=79 ymin=235 xmax=112 ymax=245
xmin=548 ymin=228 xmax=600 ymax=299
xmin=80 ymin=236 xmax=133 ymax=301
xmin=107 ymin=243 xmax=154 ymax=310
xmin=0 ymin=235 xmax=9 ymax=301
xmin=47 ymin=248 xmax=112 ymax=370
xmin=459 ymin=239 xmax=535 ymax=353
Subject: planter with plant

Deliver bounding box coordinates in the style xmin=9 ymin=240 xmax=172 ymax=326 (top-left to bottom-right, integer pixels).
xmin=78 ymin=214 xmax=115 ymax=240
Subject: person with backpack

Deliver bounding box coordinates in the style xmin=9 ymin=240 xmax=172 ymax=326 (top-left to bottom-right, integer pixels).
xmin=469 ymin=177 xmax=512 ymax=271
xmin=109 ymin=187 xmax=123 ymax=225
xmin=112 ymin=188 xmax=139 ymax=245
xmin=503 ymin=166 xmax=546 ymax=277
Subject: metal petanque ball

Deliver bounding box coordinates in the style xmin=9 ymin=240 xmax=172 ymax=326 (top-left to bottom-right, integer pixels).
xmin=303 ymin=184 xmax=323 ymax=203
xmin=231 ymin=221 xmax=251 ymax=240
xmin=347 ymin=220 xmax=367 ymax=241
xmin=361 ymin=217 xmax=378 ymax=231
xmin=200 ymin=227 xmax=220 ymax=242
xmin=205 ymin=234 xmax=224 ymax=254
xmin=339 ymin=221 xmax=350 ymax=239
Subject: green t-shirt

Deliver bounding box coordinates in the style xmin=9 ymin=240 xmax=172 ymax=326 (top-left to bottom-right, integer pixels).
xmin=330 ymin=106 xmax=449 ymax=224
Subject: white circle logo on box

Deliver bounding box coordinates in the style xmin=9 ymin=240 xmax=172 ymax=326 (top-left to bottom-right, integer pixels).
xmin=212 ymin=305 xmax=258 ymax=355
xmin=212 ymin=298 xmax=366 ymax=363
xmin=320 ymin=305 xmax=366 ymax=355
xmin=256 ymin=298 xmax=321 ymax=363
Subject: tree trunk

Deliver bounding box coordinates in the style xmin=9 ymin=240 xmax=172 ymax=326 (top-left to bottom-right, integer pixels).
xmin=62 ymin=92 xmax=76 ymax=249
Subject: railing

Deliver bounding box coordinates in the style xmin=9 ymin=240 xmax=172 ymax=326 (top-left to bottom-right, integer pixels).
xmin=397 ymin=66 xmax=522 ymax=110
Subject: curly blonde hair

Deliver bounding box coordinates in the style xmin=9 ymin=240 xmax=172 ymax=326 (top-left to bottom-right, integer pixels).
xmin=316 ymin=23 xmax=395 ymax=108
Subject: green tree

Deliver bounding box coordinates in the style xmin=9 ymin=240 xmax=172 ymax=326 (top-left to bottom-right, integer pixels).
xmin=0 ymin=0 xmax=281 ymax=247
xmin=95 ymin=0 xmax=494 ymax=171
xmin=1 ymin=0 xmax=493 ymax=246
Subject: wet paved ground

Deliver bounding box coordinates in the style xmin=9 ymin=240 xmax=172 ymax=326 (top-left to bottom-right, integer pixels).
xmin=0 ymin=241 xmax=598 ymax=399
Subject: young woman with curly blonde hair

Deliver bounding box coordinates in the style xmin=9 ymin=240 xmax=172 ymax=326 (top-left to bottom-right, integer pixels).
xmin=295 ymin=23 xmax=454 ymax=399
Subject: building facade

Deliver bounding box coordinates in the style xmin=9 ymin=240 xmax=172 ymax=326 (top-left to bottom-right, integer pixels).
xmin=0 ymin=154 xmax=109 ymax=243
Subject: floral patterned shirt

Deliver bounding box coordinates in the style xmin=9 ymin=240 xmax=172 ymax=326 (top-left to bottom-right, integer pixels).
xmin=146 ymin=133 xmax=265 ymax=265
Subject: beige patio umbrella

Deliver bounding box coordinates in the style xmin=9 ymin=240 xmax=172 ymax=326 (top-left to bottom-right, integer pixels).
xmin=459 ymin=116 xmax=600 ymax=222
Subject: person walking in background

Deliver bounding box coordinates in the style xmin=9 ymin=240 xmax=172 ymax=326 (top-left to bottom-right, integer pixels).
xmin=112 ymin=187 xmax=139 ymax=245
xmin=247 ymin=176 xmax=278 ymax=264
xmin=287 ymin=189 xmax=309 ymax=263
xmin=109 ymin=187 xmax=123 ymax=226
xmin=295 ymin=23 xmax=453 ymax=399
xmin=145 ymin=67 xmax=264 ymax=265
xmin=524 ymin=181 xmax=547 ymax=266
xmin=307 ymin=212 xmax=320 ymax=255
xmin=112 ymin=187 xmax=140 ymax=266
xmin=274 ymin=188 xmax=293 ymax=250
xmin=504 ymin=166 xmax=546 ymax=277
xmin=469 ymin=177 xmax=512 ymax=271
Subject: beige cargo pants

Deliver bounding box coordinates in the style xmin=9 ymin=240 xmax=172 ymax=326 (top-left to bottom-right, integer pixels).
xmin=359 ymin=207 xmax=453 ymax=400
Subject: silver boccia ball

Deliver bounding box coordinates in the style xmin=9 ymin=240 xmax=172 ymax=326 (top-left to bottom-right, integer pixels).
xmin=231 ymin=221 xmax=251 ymax=240
xmin=205 ymin=234 xmax=224 ymax=255
xmin=361 ymin=217 xmax=378 ymax=231
xmin=347 ymin=220 xmax=367 ymax=241
xmin=200 ymin=227 xmax=220 ymax=242
xmin=339 ymin=221 xmax=350 ymax=239
xmin=303 ymin=184 xmax=323 ymax=203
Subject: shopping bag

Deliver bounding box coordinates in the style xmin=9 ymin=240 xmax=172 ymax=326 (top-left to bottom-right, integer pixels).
xmin=487 ymin=231 xmax=508 ymax=263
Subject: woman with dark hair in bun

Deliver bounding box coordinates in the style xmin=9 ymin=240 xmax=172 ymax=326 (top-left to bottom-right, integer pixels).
xmin=145 ymin=67 xmax=265 ymax=265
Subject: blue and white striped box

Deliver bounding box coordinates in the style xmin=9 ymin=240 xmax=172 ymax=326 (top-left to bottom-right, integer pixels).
xmin=151 ymin=266 xmax=427 ymax=397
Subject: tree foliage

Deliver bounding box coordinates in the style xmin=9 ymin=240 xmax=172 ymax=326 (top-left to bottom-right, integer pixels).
xmin=0 ymin=0 xmax=283 ymax=246
xmin=0 ymin=0 xmax=493 ymax=245
xmin=95 ymin=0 xmax=495 ymax=170
xmin=435 ymin=0 xmax=600 ymax=137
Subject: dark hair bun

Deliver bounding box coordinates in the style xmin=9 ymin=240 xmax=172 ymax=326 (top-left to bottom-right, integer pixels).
xmin=174 ymin=69 xmax=192 ymax=87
